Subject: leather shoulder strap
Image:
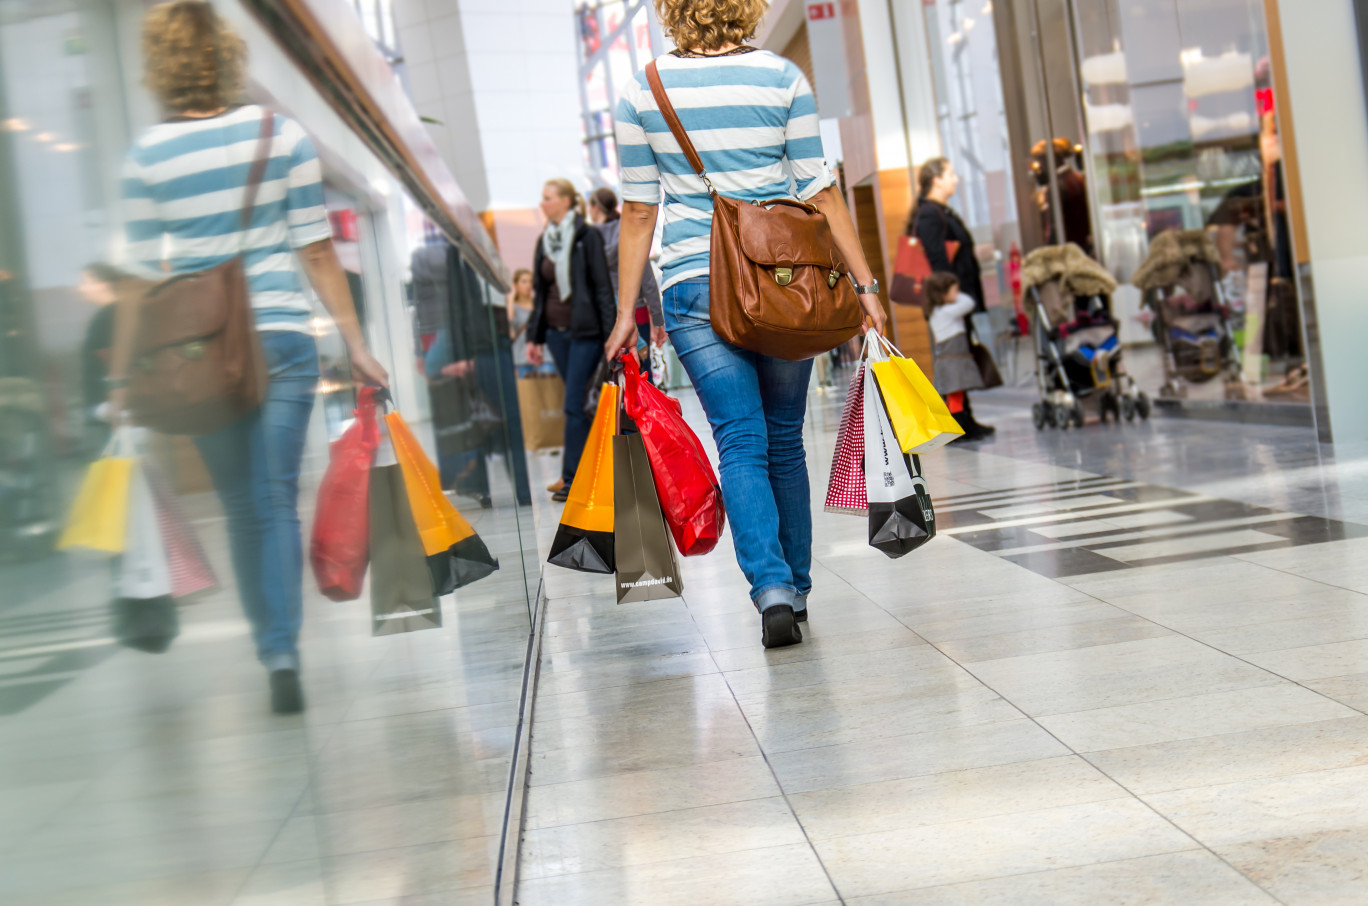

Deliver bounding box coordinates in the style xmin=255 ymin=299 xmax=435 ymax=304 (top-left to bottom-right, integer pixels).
xmin=645 ymin=62 xmax=712 ymax=194
xmin=240 ymin=109 xmax=274 ymax=229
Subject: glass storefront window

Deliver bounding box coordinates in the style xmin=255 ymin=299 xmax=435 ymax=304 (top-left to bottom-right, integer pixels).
xmin=1072 ymin=0 xmax=1305 ymax=402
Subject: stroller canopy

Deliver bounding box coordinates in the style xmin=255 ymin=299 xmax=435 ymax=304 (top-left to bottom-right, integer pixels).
xmin=1021 ymin=243 xmax=1118 ymax=298
xmin=1131 ymin=230 xmax=1223 ymax=291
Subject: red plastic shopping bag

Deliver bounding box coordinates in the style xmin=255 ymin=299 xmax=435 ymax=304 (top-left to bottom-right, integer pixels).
xmin=311 ymin=387 xmax=382 ymax=601
xmin=619 ymin=352 xmax=725 ymax=556
xmin=824 ymin=356 xmax=868 ymax=514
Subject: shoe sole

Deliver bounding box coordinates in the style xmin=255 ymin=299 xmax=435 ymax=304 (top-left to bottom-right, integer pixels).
xmin=761 ymin=606 xmax=803 ymax=649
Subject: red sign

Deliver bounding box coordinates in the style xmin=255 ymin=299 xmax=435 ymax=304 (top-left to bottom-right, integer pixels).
xmin=807 ymin=3 xmax=835 ymax=21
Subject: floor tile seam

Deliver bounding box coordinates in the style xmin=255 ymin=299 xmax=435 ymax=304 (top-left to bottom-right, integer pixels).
xmin=1074 ymin=756 xmax=1297 ymax=906
xmin=675 ymin=589 xmax=846 ymax=903
xmin=522 ymin=788 xmax=784 ymax=834
xmin=224 ymin=774 xmax=317 ymax=905
xmin=827 ymin=845 xmax=1278 ymax=903
xmin=1227 ymin=552 xmax=1368 ymax=597
xmin=1077 ymin=589 xmax=1368 ymax=710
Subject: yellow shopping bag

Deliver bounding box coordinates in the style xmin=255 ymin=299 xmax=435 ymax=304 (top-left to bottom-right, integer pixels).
xmin=385 ymin=411 xmax=476 ymax=556
xmin=58 ymin=450 xmax=136 ymax=554
xmin=869 ymin=334 xmax=964 ymax=454
xmin=385 ymin=410 xmax=499 ymax=593
xmin=547 ymin=382 xmax=618 ymax=573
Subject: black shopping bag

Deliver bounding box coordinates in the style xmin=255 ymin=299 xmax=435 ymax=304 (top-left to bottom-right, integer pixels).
xmin=368 ymin=464 xmax=442 ymax=635
xmin=866 ymin=374 xmax=937 ymax=559
xmin=430 ymin=375 xmax=501 ymax=457
xmin=612 ymin=434 xmax=683 ymax=603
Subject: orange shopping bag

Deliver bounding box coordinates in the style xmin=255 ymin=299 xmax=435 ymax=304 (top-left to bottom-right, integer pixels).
xmin=547 ymin=382 xmax=618 ymax=573
xmin=385 ymin=411 xmax=499 ymax=593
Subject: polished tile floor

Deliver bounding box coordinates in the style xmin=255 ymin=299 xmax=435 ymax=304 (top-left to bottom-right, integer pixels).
xmin=518 ymin=376 xmax=1368 ymax=905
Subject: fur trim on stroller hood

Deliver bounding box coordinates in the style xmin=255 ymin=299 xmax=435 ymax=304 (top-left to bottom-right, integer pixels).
xmin=1131 ymin=229 xmax=1222 ymax=290
xmin=1021 ymin=243 xmax=1118 ymax=297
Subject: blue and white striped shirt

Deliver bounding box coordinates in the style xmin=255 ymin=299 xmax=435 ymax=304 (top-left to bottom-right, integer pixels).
xmin=614 ymin=51 xmax=834 ymax=291
xmin=121 ymin=105 xmax=333 ymax=333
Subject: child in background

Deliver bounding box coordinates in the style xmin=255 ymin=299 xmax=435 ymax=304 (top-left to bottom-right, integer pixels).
xmin=925 ymin=271 xmax=992 ymax=441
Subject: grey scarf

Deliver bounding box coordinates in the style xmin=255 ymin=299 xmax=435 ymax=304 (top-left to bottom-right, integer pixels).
xmin=541 ymin=215 xmax=576 ymax=303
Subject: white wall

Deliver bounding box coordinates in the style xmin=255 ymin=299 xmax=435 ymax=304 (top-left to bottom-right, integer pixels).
xmin=1275 ymin=0 xmax=1368 ymax=442
xmin=396 ymin=0 xmax=584 ymax=212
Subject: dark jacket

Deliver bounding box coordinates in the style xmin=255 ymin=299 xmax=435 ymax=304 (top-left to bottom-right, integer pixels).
xmin=595 ymin=218 xmax=663 ymax=326
xmin=911 ymin=199 xmax=985 ymax=312
xmin=530 ymin=215 xmax=616 ymax=344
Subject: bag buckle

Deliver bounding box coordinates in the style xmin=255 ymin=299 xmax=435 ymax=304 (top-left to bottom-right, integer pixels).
xmin=181 ymin=340 xmax=207 ymax=361
xmin=828 ymin=269 xmax=840 ymax=289
xmin=775 ymin=267 xmax=793 ymax=286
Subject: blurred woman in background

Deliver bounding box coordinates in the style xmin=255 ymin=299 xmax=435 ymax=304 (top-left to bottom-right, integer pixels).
xmin=526 ymin=179 xmax=615 ymax=502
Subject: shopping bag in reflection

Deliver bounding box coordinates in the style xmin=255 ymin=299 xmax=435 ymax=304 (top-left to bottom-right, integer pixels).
xmin=112 ymin=462 xmax=180 ymax=653
xmin=386 ymin=410 xmax=499 ymax=594
xmin=58 ymin=429 xmax=136 ymax=553
xmin=548 ymin=382 xmax=617 ymax=574
xmin=865 ymin=364 xmax=936 ymax=559
xmin=612 ymin=434 xmax=683 ymax=603
xmin=824 ymin=354 xmax=868 ymax=515
xmin=619 ymin=353 xmax=724 ymax=556
xmin=369 ymin=462 xmax=442 ymax=635
xmin=142 ymin=459 xmax=218 ymax=599
xmin=516 ymin=374 xmax=565 ymax=451
xmin=430 ymin=375 xmax=501 ymax=456
xmin=311 ymin=387 xmax=382 ymax=601
xmin=868 ymin=334 xmax=963 ymax=454
xmin=969 ymin=312 xmax=1004 ymax=390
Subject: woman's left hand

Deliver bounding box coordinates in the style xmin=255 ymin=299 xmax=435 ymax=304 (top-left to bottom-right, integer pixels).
xmin=349 ymin=342 xmax=391 ymax=389
xmin=859 ymin=292 xmax=887 ymax=336
xmin=604 ymin=314 xmax=638 ymax=363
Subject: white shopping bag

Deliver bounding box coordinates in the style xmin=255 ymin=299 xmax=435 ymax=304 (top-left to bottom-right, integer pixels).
xmin=865 ymin=339 xmax=936 ymax=558
xmin=118 ymin=462 xmax=172 ymax=600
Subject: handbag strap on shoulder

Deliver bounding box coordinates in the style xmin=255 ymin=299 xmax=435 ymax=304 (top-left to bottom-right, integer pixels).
xmin=240 ymin=109 xmax=275 ymax=230
xmin=645 ymin=62 xmax=714 ymax=196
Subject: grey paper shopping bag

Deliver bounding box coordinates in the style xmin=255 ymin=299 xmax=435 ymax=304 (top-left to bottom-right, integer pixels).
xmin=368 ymin=463 xmax=442 ymax=635
xmin=612 ymin=434 xmax=683 ymax=603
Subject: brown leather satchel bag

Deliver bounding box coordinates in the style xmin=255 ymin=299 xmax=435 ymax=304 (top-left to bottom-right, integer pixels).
xmin=127 ymin=110 xmax=272 ymax=436
xmin=646 ymin=62 xmax=863 ymax=361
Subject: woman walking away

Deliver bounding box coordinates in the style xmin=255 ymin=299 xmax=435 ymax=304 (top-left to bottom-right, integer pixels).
xmin=908 ymin=157 xmax=994 ymax=436
xmin=588 ymin=187 xmax=666 ymax=379
xmin=607 ymin=0 xmax=887 ymax=649
xmin=110 ymin=1 xmax=388 ymax=713
xmin=527 ymin=180 xmax=616 ymax=502
xmin=925 ymin=272 xmax=990 ymax=440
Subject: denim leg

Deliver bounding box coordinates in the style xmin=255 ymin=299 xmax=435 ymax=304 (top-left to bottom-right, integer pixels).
xmin=758 ymin=354 xmax=815 ymax=599
xmin=559 ymin=338 xmax=601 ymax=484
xmin=255 ymin=332 xmax=318 ymax=669
xmin=197 ymin=332 xmax=317 ymax=671
xmin=664 ymin=279 xmax=796 ymax=609
xmin=196 ymin=412 xmax=271 ymax=651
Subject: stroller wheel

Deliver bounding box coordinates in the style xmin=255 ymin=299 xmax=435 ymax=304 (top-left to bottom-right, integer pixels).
xmin=1121 ymin=396 xmax=1138 ymax=422
xmin=1071 ymin=402 xmax=1086 ymax=429
xmin=1136 ymin=392 xmax=1152 ymax=420
xmin=1032 ymin=402 xmax=1048 ymax=431
xmin=1051 ymin=403 xmax=1071 ymax=430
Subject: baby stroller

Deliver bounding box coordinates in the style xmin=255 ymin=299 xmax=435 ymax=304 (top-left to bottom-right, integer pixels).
xmin=1022 ymin=243 xmax=1151 ymax=429
xmin=1131 ymin=229 xmax=1242 ymax=398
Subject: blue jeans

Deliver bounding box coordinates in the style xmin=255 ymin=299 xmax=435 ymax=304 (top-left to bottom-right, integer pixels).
xmin=663 ymin=278 xmax=813 ymax=612
xmin=544 ymin=328 xmax=602 ymax=484
xmin=196 ymin=331 xmax=318 ymax=672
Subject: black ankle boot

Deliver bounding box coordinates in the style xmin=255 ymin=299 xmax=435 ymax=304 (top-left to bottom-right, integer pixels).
xmin=270 ymin=669 xmax=304 ymax=714
xmin=761 ymin=605 xmax=803 ymax=649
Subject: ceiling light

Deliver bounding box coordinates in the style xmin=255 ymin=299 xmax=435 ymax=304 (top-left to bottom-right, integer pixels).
xmin=34 ymin=132 xmax=54 ymax=142
xmin=1 ymin=117 xmax=29 ymax=132
xmin=947 ymin=31 xmax=963 ymax=44
xmin=54 ymin=142 xmax=81 ymax=152
xmin=964 ymin=17 xmax=976 ymax=30
xmin=982 ymin=1 xmax=993 ymax=12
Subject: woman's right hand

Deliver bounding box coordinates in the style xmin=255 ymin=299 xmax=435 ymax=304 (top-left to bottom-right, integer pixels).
xmin=604 ymin=313 xmax=639 ymax=363
xmin=527 ymin=344 xmax=544 ymax=367
xmin=348 ymin=342 xmax=390 ymax=389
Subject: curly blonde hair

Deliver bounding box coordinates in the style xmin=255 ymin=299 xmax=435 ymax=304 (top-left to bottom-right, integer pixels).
xmin=655 ymin=0 xmax=766 ymax=52
xmin=142 ymin=1 xmax=246 ymax=113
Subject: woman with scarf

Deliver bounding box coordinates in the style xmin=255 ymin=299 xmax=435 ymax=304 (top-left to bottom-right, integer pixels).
xmin=527 ymin=179 xmax=616 ymax=502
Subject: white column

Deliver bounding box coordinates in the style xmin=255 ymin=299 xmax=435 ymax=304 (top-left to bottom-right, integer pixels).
xmin=1275 ymin=0 xmax=1368 ymax=441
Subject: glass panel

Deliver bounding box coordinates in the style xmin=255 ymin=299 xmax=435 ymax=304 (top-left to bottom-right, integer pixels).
xmin=1073 ymin=0 xmax=1304 ymax=402
xmin=0 ymin=1 xmax=536 ymax=898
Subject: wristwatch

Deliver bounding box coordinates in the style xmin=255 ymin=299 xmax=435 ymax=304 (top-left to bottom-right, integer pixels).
xmin=851 ymin=278 xmax=880 ymax=295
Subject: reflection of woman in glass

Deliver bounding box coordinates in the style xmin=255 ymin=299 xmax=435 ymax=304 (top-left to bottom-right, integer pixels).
xmin=507 ymin=268 xmax=540 ymax=379
xmin=526 ymin=179 xmax=615 ymax=502
xmin=79 ymin=263 xmax=123 ymax=444
xmin=109 ymin=1 xmax=388 ymax=714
